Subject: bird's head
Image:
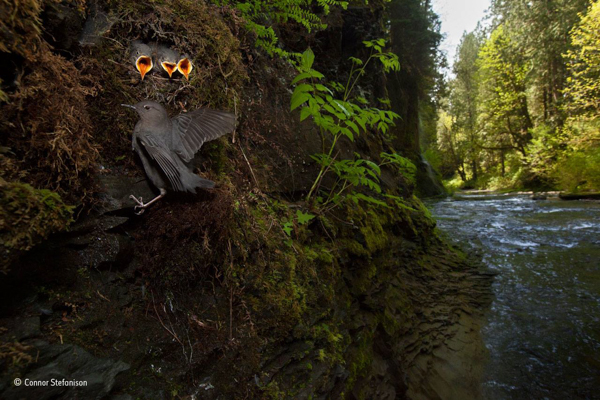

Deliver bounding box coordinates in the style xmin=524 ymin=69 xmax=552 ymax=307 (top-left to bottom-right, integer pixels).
xmin=157 ymin=46 xmax=179 ymax=78
xmin=121 ymin=101 xmax=169 ymax=123
xmin=130 ymin=41 xmax=153 ymax=80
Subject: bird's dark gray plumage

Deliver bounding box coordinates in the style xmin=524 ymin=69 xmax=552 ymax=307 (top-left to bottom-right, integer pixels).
xmin=122 ymin=100 xmax=236 ymax=214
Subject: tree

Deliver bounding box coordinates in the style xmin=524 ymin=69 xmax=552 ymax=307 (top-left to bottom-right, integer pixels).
xmin=448 ymin=31 xmax=483 ymax=181
xmin=491 ymin=0 xmax=590 ymax=124
xmin=564 ymin=0 xmax=600 ymax=119
xmin=387 ymin=0 xmax=444 ymax=156
xmin=477 ymin=24 xmax=532 ymax=162
xmin=436 ymin=108 xmax=467 ymax=180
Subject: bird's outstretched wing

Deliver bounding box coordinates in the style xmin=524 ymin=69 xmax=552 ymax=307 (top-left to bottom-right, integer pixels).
xmin=137 ymin=135 xmax=186 ymax=192
xmin=171 ymin=109 xmax=236 ymax=162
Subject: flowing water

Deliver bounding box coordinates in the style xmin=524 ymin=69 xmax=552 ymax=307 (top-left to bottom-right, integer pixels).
xmin=428 ymin=193 xmax=600 ymax=400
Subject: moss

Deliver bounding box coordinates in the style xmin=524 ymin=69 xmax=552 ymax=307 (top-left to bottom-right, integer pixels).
xmin=0 ymin=0 xmax=43 ymax=59
xmin=0 ymin=179 xmax=73 ymax=272
xmin=82 ymin=0 xmax=247 ymax=163
xmin=345 ymin=328 xmax=375 ymax=393
xmin=0 ymin=44 xmax=99 ymax=205
xmin=340 ymin=238 xmax=369 ymax=257
xmin=359 ymin=217 xmax=387 ymax=253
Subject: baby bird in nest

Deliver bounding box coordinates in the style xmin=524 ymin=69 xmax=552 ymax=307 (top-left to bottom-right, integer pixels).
xmin=121 ymin=100 xmax=236 ymax=215
xmin=129 ymin=41 xmax=153 ymax=80
xmin=156 ymin=45 xmax=180 ymax=78
xmin=177 ymin=55 xmax=194 ymax=81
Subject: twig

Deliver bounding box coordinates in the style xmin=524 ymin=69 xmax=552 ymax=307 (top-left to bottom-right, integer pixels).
xmin=151 ymin=293 xmax=184 ymax=346
xmin=229 ymin=287 xmax=233 ymax=340
xmin=217 ymin=55 xmax=234 ymax=78
xmin=238 ymin=142 xmax=259 ymax=187
xmin=228 ymin=240 xmax=234 ymax=340
xmin=97 ymin=290 xmax=110 ymax=302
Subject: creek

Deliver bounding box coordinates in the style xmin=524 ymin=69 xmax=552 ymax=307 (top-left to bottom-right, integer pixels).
xmin=428 ymin=193 xmax=600 ymax=399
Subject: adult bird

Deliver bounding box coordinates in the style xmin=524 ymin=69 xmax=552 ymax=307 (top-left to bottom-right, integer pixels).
xmin=121 ymin=100 xmax=236 ymax=214
xmin=177 ymin=55 xmax=193 ymax=81
xmin=130 ymin=41 xmax=153 ymax=80
xmin=156 ymin=45 xmax=180 ymax=78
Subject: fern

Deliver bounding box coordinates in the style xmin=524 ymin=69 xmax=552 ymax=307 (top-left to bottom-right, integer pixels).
xmin=218 ymin=0 xmax=347 ymax=56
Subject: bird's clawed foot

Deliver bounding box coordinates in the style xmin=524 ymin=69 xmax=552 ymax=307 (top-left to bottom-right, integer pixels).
xmin=129 ymin=195 xmax=147 ymax=215
xmin=129 ymin=189 xmax=167 ymax=215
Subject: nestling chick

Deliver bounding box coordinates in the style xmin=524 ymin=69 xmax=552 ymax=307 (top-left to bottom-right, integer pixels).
xmin=129 ymin=40 xmax=153 ymax=80
xmin=177 ymin=55 xmax=193 ymax=81
xmin=156 ymin=46 xmax=180 ymax=78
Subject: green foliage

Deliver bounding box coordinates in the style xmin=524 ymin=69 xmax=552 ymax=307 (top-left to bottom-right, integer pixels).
xmin=436 ymin=1 xmax=600 ymax=191
xmin=224 ymin=0 xmax=348 ymax=57
xmin=290 ymin=45 xmax=400 ymax=209
xmin=0 ymin=180 xmax=74 ymax=272
xmin=282 ymin=209 xmax=316 ymax=237
xmin=296 ymin=210 xmax=315 ymax=225
xmin=477 ymin=25 xmax=532 ymax=156
xmin=564 ymin=0 xmax=600 ymax=118
xmin=553 ymin=147 xmax=600 ymax=192
xmin=525 ymin=123 xmax=567 ymax=181
xmin=380 ymin=152 xmax=416 ymax=185
xmin=491 ymin=0 xmax=590 ymax=122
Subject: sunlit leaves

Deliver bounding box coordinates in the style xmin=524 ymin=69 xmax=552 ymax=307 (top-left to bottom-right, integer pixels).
xmin=564 ymin=0 xmax=600 ymax=117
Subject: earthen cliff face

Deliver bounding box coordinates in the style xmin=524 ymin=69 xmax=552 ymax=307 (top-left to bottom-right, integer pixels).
xmin=1 ymin=1 xmax=486 ymax=398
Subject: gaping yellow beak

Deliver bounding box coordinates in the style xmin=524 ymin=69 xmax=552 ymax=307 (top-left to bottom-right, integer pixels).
xmin=136 ymin=56 xmax=153 ymax=80
xmin=177 ymin=58 xmax=193 ymax=81
xmin=161 ymin=62 xmax=178 ymax=78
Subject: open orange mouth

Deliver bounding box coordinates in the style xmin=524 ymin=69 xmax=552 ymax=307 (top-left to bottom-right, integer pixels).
xmin=136 ymin=56 xmax=153 ymax=80
xmin=161 ymin=62 xmax=178 ymax=78
xmin=177 ymin=58 xmax=193 ymax=80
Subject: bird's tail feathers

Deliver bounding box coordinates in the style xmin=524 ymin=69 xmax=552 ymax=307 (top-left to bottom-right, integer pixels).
xmin=183 ymin=171 xmax=215 ymax=193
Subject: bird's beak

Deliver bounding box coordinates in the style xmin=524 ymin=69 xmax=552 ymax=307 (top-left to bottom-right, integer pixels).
xmin=161 ymin=62 xmax=178 ymax=78
xmin=121 ymin=104 xmax=136 ymax=110
xmin=177 ymin=58 xmax=193 ymax=81
xmin=135 ymin=56 xmax=153 ymax=80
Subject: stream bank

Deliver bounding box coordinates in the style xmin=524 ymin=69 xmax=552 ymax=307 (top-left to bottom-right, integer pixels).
xmin=1 ymin=176 xmax=493 ymax=399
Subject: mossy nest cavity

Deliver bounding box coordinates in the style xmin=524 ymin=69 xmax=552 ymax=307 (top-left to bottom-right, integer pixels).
xmin=83 ymin=0 xmax=248 ymax=166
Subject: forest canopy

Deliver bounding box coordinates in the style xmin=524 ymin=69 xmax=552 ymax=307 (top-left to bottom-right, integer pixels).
xmin=430 ymin=0 xmax=600 ymax=192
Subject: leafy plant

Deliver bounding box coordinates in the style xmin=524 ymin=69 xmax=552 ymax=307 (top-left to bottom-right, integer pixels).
xmin=224 ymin=0 xmax=348 ymax=57
xmin=290 ymin=42 xmax=400 ymax=209
xmin=380 ymin=152 xmax=416 ymax=185
xmin=283 ymin=210 xmax=316 ymax=237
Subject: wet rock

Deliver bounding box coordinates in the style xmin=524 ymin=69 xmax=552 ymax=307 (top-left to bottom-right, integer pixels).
xmin=532 ymin=194 xmax=547 ymax=200
xmin=416 ymin=155 xmax=446 ymax=198
xmin=559 ymin=192 xmax=600 ymax=200
xmin=97 ymin=174 xmax=156 ymax=213
xmin=0 ymin=341 xmax=129 ymax=400
xmin=13 ymin=317 xmax=41 ymax=341
xmin=0 ymin=317 xmax=41 ymax=342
